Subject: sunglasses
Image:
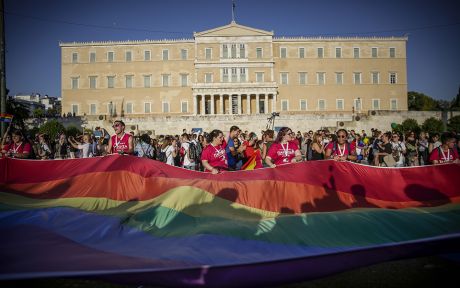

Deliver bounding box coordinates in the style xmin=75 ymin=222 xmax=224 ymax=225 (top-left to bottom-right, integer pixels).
xmin=337 ymin=135 xmax=347 ymax=138
xmin=112 ymin=124 xmax=121 ymax=128
xmin=392 ymin=135 xmax=399 ymax=138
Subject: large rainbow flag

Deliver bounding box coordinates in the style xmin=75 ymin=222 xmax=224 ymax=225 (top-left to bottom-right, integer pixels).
xmin=0 ymin=156 xmax=459 ymax=287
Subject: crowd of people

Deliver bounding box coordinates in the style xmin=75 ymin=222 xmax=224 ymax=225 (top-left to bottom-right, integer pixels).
xmin=1 ymin=120 xmax=459 ymax=172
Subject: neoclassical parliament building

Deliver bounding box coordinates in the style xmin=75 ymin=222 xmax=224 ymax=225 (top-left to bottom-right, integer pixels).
xmin=60 ymin=21 xmax=407 ymax=120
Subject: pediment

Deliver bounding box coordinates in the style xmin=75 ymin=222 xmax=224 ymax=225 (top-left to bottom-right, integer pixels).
xmin=195 ymin=22 xmax=273 ymax=37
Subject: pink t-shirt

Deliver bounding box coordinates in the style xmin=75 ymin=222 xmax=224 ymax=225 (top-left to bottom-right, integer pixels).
xmin=201 ymin=144 xmax=228 ymax=172
xmin=429 ymin=147 xmax=459 ymax=164
xmin=111 ymin=133 xmax=132 ymax=154
xmin=325 ymin=141 xmax=356 ymax=157
xmin=267 ymin=141 xmax=299 ymax=165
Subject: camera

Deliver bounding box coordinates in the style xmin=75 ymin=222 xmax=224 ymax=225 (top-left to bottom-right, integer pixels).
xmin=271 ymin=112 xmax=280 ymax=117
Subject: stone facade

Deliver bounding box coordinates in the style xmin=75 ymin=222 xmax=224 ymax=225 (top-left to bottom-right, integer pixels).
xmin=61 ymin=22 xmax=408 ymax=119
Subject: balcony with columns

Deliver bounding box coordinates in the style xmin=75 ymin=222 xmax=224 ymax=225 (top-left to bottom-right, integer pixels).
xmin=192 ymin=82 xmax=278 ymax=116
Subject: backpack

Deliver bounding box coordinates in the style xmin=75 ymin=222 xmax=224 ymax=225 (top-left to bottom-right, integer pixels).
xmin=157 ymin=146 xmax=169 ymax=163
xmin=188 ymin=142 xmax=199 ymax=162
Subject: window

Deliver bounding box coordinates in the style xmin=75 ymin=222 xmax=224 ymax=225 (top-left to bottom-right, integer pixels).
xmin=125 ymin=75 xmax=133 ymax=88
xmin=354 ymin=72 xmax=361 ymax=85
xmin=72 ymin=52 xmax=78 ymax=63
xmin=205 ymin=73 xmax=212 ymax=83
xmin=300 ymin=99 xmax=307 ymax=111
xmin=71 ymin=104 xmax=78 ymax=115
xmin=144 ymin=103 xmax=151 ymax=113
xmin=107 ymin=76 xmax=115 ymax=88
xmin=231 ymin=44 xmax=237 ymax=58
xmin=144 ymin=75 xmax=151 ymax=88
xmin=231 ymin=68 xmax=237 ymax=82
xmin=89 ymin=76 xmax=97 ymax=89
xmin=318 ymin=99 xmax=326 ymax=111
xmin=354 ymin=98 xmax=362 ymax=111
xmin=389 ymin=47 xmax=396 ymax=58
xmin=89 ymin=52 xmax=96 ymax=63
xmin=281 ymin=100 xmax=289 ymax=111
xmin=372 ymin=72 xmax=379 ymax=84
xmin=144 ymin=50 xmax=151 ymax=61
xmin=205 ymin=48 xmax=212 ymax=60
xmin=280 ymin=47 xmax=287 ymax=58
xmin=391 ymin=99 xmax=398 ymax=110
xmin=181 ymin=49 xmax=188 ymax=60
xmin=125 ymin=51 xmax=132 ymax=62
xmin=181 ymin=74 xmax=188 ymax=87
xmin=299 ymin=72 xmax=307 ymax=85
xmin=71 ymin=77 xmax=79 ymax=90
xmin=108 ymin=102 xmax=114 ymax=115
xmin=389 ymin=72 xmax=397 ymax=84
xmin=299 ymin=47 xmax=305 ymax=58
xmin=256 ymin=47 xmax=263 ymax=59
xmin=162 ymin=102 xmax=170 ymax=113
xmin=353 ymin=47 xmax=360 ymax=58
xmin=372 ymin=47 xmax=378 ymax=58
xmin=162 ymin=74 xmax=170 ymax=87
xmin=107 ymin=51 xmax=114 ymax=62
xmin=90 ymin=104 xmax=96 ymax=115
xmin=223 ymin=44 xmax=228 ymax=58
xmin=162 ymin=49 xmax=169 ymax=60
xmin=317 ymin=47 xmax=324 ymax=58
xmin=240 ymin=68 xmax=246 ymax=82
xmin=335 ymin=72 xmax=343 ymax=85
xmin=126 ymin=103 xmax=133 ymax=114
xmin=239 ymin=44 xmax=245 ymax=58
xmin=181 ymin=101 xmax=188 ymax=113
xmin=372 ymin=99 xmax=380 ymax=110
xmin=222 ymin=68 xmax=229 ymax=82
xmin=317 ymin=72 xmax=325 ymax=85
xmin=280 ymin=73 xmax=288 ymax=85
xmin=336 ymin=99 xmax=344 ymax=110
xmin=256 ymin=72 xmax=264 ymax=83
xmin=335 ymin=47 xmax=342 ymax=58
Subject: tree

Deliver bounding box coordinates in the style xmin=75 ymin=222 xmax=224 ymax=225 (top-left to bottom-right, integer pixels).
xmin=401 ymin=118 xmax=421 ymax=134
xmin=65 ymin=126 xmax=81 ymax=138
xmin=422 ymin=117 xmax=444 ymax=134
xmin=407 ymin=91 xmax=439 ymax=111
xmin=447 ymin=115 xmax=460 ymax=132
xmin=33 ymin=108 xmax=44 ymax=119
xmin=38 ymin=119 xmax=65 ymax=141
xmin=5 ymin=98 xmax=30 ymax=130
xmin=451 ymin=86 xmax=460 ymax=111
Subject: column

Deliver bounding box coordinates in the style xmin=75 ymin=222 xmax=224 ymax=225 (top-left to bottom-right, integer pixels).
xmin=210 ymin=94 xmax=215 ymax=115
xmin=220 ymin=94 xmax=224 ymax=114
xmin=256 ymin=94 xmax=260 ymax=114
xmin=193 ymin=94 xmax=198 ymax=115
xmin=229 ymin=95 xmax=233 ymax=115
xmin=264 ymin=94 xmax=268 ymax=114
xmin=201 ymin=95 xmax=206 ymax=115
xmin=246 ymin=94 xmax=251 ymax=114
xmin=237 ymin=94 xmax=242 ymax=115
xmin=271 ymin=94 xmax=276 ymax=113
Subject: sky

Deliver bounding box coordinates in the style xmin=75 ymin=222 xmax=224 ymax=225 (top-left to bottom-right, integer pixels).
xmin=4 ymin=0 xmax=460 ymax=101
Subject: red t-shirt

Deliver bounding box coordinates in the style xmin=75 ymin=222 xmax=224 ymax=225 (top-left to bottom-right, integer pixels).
xmin=429 ymin=147 xmax=459 ymax=164
xmin=111 ymin=133 xmax=132 ymax=154
xmin=200 ymin=144 xmax=228 ymax=172
xmin=325 ymin=141 xmax=356 ymax=157
xmin=267 ymin=141 xmax=299 ymax=165
xmin=4 ymin=142 xmax=32 ymax=157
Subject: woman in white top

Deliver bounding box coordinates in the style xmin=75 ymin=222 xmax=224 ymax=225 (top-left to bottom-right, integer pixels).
xmin=68 ymin=134 xmax=93 ymax=158
xmin=161 ymin=136 xmax=177 ymax=166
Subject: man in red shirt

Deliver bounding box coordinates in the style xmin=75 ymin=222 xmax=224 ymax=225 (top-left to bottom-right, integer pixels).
xmin=106 ymin=120 xmax=134 ymax=155
xmin=1 ymin=130 xmax=31 ymax=159
xmin=324 ymin=129 xmax=357 ymax=161
xmin=429 ymin=132 xmax=459 ymax=164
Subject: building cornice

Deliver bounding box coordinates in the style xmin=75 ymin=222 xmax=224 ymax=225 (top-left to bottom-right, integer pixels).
xmin=59 ymin=39 xmax=194 ymax=47
xmin=274 ymin=36 xmax=408 ymax=42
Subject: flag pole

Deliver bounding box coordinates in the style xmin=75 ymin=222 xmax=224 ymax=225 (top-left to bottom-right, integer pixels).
xmin=231 ymin=0 xmax=236 ymax=23
xmin=0 ymin=0 xmax=7 ymax=137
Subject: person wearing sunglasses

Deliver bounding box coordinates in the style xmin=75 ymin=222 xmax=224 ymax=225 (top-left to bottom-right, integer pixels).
xmin=429 ymin=132 xmax=459 ymax=165
xmin=265 ymin=127 xmax=302 ymax=168
xmin=106 ymin=120 xmax=134 ymax=155
xmin=324 ymin=129 xmax=357 ymax=161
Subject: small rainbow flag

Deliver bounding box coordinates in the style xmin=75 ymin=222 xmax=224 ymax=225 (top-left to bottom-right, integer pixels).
xmin=0 ymin=113 xmax=13 ymax=123
xmin=241 ymin=150 xmax=258 ymax=170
